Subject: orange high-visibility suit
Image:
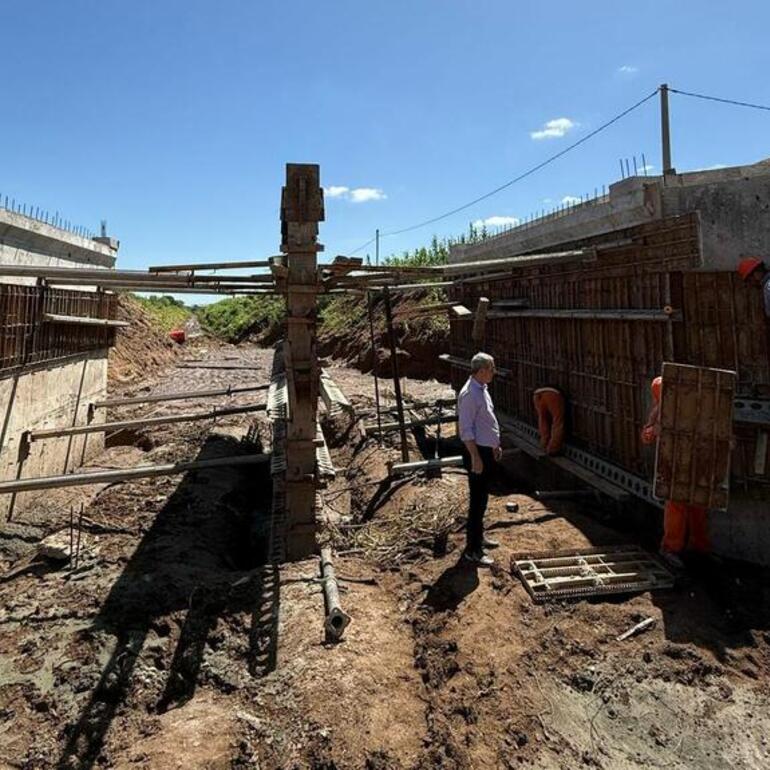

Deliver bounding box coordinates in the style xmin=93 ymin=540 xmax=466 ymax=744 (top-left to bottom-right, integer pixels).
xmin=641 ymin=376 xmax=709 ymax=554
xmin=533 ymin=387 xmax=565 ymax=455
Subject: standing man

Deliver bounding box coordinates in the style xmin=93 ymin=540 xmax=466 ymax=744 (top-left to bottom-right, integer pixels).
xmin=457 ymin=352 xmax=503 ymax=566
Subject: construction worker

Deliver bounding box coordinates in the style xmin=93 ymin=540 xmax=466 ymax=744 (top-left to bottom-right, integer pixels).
xmin=457 ymin=352 xmax=502 ymax=567
xmin=737 ymin=257 xmax=770 ymax=317
xmin=641 ymin=376 xmax=709 ymax=569
xmin=533 ymin=386 xmax=565 ymax=455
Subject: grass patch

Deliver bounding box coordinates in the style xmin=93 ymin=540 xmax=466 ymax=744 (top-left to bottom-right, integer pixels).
xmin=132 ymin=295 xmax=191 ymax=331
xmin=197 ymin=295 xmax=286 ymax=342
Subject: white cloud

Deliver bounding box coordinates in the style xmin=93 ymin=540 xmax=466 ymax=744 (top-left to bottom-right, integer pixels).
xmin=637 ymin=164 xmax=655 ymax=175
xmin=561 ymin=195 xmax=581 ymax=206
xmin=326 ymin=185 xmax=387 ymax=203
xmin=325 ymin=185 xmax=350 ymax=198
xmin=618 ymin=65 xmax=638 ymax=74
xmin=473 ymin=215 xmax=520 ymax=228
xmin=530 ymin=117 xmax=577 ymax=140
xmin=349 ymin=187 xmax=387 ymax=203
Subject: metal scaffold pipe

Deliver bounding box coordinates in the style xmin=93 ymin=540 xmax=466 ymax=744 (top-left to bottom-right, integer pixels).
xmin=0 ymin=453 xmax=270 ymax=494
xmin=148 ymin=259 xmax=273 ymax=272
xmin=92 ymin=383 xmax=269 ymax=410
xmin=0 ymin=264 xmax=274 ymax=285
xmin=28 ymin=403 xmax=267 ymax=441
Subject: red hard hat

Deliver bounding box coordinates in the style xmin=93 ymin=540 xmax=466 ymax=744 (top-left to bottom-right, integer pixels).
xmin=737 ymin=257 xmax=764 ymax=280
xmin=651 ymin=376 xmax=662 ymax=403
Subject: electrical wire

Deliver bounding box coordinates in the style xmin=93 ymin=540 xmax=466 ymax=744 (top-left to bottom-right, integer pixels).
xmin=669 ymin=87 xmax=770 ymax=113
xmin=376 ymin=88 xmax=659 ymax=239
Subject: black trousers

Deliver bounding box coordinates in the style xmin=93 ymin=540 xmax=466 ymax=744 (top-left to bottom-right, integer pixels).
xmin=463 ymin=445 xmax=496 ymax=553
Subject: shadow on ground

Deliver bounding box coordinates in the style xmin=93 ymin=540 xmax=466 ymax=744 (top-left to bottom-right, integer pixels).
xmin=56 ymin=434 xmax=278 ymax=770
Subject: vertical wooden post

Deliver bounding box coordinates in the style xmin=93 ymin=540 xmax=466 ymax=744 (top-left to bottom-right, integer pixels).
xmin=472 ymin=296 xmax=490 ymax=345
xmin=280 ymin=164 xmax=324 ymax=560
xmin=382 ymin=287 xmax=409 ymax=463
xmin=366 ymin=290 xmax=383 ymax=445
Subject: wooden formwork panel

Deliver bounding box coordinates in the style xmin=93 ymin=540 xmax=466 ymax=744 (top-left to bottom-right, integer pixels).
xmin=449 ymin=213 xmax=770 ymax=495
xmin=654 ymin=362 xmax=736 ymax=510
xmin=0 ymin=283 xmax=117 ymax=374
xmin=677 ymin=271 xmax=770 ymax=396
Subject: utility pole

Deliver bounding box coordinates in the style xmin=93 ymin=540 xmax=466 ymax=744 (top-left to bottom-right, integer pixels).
xmin=375 ymin=228 xmax=380 ymax=267
xmin=660 ymin=83 xmax=675 ymax=176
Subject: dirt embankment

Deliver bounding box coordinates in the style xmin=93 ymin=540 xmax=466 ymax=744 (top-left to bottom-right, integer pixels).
xmin=318 ymin=292 xmax=450 ymax=381
xmin=108 ymin=295 xmax=184 ymax=386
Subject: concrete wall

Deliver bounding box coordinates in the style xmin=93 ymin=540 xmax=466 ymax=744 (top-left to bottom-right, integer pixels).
xmin=0 ymin=352 xmax=108 ymax=517
xmin=450 ymin=156 xmax=770 ymax=272
xmin=0 ymin=208 xmax=116 ymax=286
xmin=0 ymin=207 xmax=118 ymax=517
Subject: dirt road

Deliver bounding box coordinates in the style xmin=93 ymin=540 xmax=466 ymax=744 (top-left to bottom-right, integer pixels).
xmin=0 ymin=345 xmax=768 ymax=769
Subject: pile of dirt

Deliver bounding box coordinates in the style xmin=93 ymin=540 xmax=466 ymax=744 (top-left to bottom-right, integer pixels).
xmin=108 ymin=294 xmax=185 ymax=386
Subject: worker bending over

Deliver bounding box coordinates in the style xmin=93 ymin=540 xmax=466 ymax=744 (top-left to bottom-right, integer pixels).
xmin=641 ymin=376 xmax=709 ymax=569
xmin=457 ymin=352 xmax=502 ymax=567
xmin=737 ymin=257 xmax=770 ymax=317
xmin=533 ymin=386 xmax=565 ymax=455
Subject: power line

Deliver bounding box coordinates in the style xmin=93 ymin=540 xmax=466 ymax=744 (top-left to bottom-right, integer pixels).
xmin=669 ymin=87 xmax=770 ymax=113
xmin=349 ymin=236 xmax=376 ymax=256
xmin=378 ymin=88 xmax=659 ymax=238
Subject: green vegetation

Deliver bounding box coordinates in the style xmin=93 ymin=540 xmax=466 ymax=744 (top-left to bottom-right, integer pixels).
xmin=197 ymin=295 xmax=285 ymax=342
xmin=379 ymin=224 xmax=490 ymax=268
xmin=132 ymin=294 xmax=191 ymax=331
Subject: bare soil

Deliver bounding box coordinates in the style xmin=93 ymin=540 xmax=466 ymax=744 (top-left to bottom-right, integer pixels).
xmin=0 ymin=345 xmax=768 ymax=769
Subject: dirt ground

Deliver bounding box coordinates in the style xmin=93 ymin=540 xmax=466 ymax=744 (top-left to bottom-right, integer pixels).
xmin=0 ymin=342 xmax=769 ymax=769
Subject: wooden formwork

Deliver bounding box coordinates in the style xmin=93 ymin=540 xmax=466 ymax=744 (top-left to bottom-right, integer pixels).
xmin=0 ymin=284 xmax=118 ymax=374
xmin=449 ymin=213 xmax=770 ymax=495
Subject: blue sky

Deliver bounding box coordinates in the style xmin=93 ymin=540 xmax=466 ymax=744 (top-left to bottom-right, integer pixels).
xmin=2 ymin=1 xmax=769 ymax=298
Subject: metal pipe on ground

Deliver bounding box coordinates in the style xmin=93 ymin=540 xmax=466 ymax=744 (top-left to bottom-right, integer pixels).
xmin=93 ymin=383 xmax=269 ymax=410
xmin=28 ymin=403 xmax=267 ymax=441
xmin=0 ymin=453 xmax=270 ymax=494
xmin=534 ymin=490 xmax=600 ymax=500
xmin=365 ymin=413 xmax=457 ymax=435
xmin=320 ymin=547 xmax=351 ymax=642
xmin=389 ymin=455 xmax=464 ymax=476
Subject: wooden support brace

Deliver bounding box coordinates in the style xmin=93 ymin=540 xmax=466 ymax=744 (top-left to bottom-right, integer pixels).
xmin=471 ymin=297 xmax=490 ymax=344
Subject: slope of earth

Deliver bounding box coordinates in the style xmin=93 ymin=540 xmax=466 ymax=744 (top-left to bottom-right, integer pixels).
xmin=108 ymin=294 xmax=185 ymax=386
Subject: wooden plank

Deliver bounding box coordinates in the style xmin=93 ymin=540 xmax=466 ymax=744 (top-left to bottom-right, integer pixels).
xmin=43 ymin=313 xmax=129 ymax=328
xmin=654 ymin=362 xmax=736 ymax=510
xmin=471 ymin=297 xmax=490 ymax=344
xmin=450 ymin=304 xmax=472 ymax=318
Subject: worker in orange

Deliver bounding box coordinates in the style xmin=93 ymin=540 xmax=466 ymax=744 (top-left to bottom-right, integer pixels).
xmin=737 ymin=257 xmax=770 ymax=317
xmin=533 ymin=386 xmax=565 ymax=455
xmin=641 ymin=376 xmax=709 ymax=569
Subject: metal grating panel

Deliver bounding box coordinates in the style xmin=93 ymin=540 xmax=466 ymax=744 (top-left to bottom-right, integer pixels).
xmin=270 ymin=419 xmax=287 ymax=476
xmin=500 ymin=412 xmax=661 ymax=507
xmin=315 ymin=421 xmax=336 ymax=480
xmin=733 ymin=398 xmax=770 ymax=426
xmin=511 ymin=545 xmax=674 ymax=603
xmin=267 ymin=373 xmax=289 ymax=421
xmin=320 ymin=369 xmax=354 ymax=416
